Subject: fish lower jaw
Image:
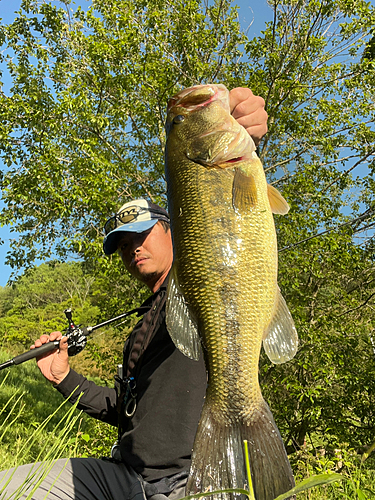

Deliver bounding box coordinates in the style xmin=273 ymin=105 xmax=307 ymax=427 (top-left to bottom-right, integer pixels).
xmin=186 ymin=152 xmax=253 ymax=169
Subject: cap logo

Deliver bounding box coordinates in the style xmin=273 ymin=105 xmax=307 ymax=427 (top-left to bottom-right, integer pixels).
xmin=104 ymin=206 xmax=148 ymax=235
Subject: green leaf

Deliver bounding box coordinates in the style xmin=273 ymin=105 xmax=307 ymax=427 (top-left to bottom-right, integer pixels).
xmin=273 ymin=474 xmax=343 ymax=500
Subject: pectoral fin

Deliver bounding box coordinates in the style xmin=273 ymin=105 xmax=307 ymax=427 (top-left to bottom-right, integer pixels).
xmin=166 ymin=264 xmax=201 ymax=360
xmin=232 ymin=167 xmax=257 ymax=212
xmin=263 ymin=287 xmax=298 ymax=363
xmin=267 ymin=184 xmax=290 ymax=215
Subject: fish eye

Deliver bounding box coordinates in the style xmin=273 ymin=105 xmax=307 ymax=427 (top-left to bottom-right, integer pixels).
xmin=173 ymin=115 xmax=185 ymax=124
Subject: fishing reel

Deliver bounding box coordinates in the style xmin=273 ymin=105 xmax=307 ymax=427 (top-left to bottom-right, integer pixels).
xmin=64 ymin=308 xmax=87 ymax=357
xmin=0 ymin=304 xmax=148 ymax=371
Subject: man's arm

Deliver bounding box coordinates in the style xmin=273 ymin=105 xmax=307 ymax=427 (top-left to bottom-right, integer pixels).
xmin=229 ymin=87 xmax=268 ymax=146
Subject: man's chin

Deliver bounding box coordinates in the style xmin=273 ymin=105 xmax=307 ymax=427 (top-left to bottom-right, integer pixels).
xmin=135 ymin=269 xmax=158 ymax=285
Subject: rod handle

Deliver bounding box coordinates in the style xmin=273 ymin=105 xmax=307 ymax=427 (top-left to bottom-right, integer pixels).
xmin=13 ymin=340 xmax=61 ymax=365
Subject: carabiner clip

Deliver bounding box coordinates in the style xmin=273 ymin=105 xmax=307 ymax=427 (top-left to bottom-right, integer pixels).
xmin=125 ymin=396 xmax=137 ymax=418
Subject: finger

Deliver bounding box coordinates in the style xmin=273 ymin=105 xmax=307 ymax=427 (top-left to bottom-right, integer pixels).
xmin=49 ymin=331 xmax=63 ymax=342
xmin=236 ymin=112 xmax=268 ymax=133
xmin=235 ymin=105 xmax=268 ymax=146
xmin=229 ymin=87 xmax=254 ymax=114
xmin=235 ymin=105 xmax=268 ymax=127
xmin=232 ymin=96 xmax=267 ymax=122
xmin=33 ymin=334 xmax=52 ymax=348
xmin=32 ymin=331 xmax=63 ymax=350
xmin=245 ymin=125 xmax=268 ymax=146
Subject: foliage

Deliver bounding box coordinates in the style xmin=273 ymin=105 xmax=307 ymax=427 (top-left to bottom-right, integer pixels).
xmin=292 ymin=444 xmax=375 ymax=499
xmin=244 ymin=0 xmax=375 ymax=453
xmin=0 ymin=261 xmax=143 ymax=380
xmin=0 ymin=0 xmax=374 ymax=462
xmin=0 ymin=0 xmax=245 ymax=274
xmin=0 ymin=349 xmax=117 ymax=468
xmin=0 ymin=261 xmax=100 ymax=347
xmin=1 ymin=359 xmax=371 ymax=500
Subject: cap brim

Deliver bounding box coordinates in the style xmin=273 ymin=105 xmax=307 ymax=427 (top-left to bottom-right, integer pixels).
xmin=103 ymin=219 xmax=158 ymax=255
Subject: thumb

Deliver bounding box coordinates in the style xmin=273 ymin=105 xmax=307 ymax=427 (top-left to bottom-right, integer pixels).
xmin=50 ymin=336 xmax=71 ymax=385
xmin=58 ymin=336 xmax=69 ymax=356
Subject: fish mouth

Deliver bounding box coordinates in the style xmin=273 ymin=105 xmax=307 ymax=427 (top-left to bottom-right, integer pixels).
xmin=167 ymin=84 xmax=229 ymax=113
xmin=167 ymin=83 xmax=256 ymax=167
xmin=186 ymin=126 xmax=255 ymax=168
xmin=187 ymin=154 xmax=247 ymax=168
xmin=226 ymin=157 xmax=245 ymax=163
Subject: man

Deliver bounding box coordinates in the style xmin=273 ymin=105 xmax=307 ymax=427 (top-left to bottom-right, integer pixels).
xmin=0 ymin=88 xmax=267 ymax=500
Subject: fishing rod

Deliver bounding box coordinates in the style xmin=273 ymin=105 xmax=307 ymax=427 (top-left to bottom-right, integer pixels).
xmin=0 ymin=306 xmax=148 ymax=371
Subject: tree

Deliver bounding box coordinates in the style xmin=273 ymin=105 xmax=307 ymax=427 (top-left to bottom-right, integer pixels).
xmin=0 ymin=262 xmax=99 ymax=345
xmin=0 ymin=0 xmax=245 ymax=272
xmin=242 ymin=0 xmax=375 ymax=452
xmin=0 ymin=261 xmax=142 ymax=379
xmin=0 ymin=0 xmax=375 ymax=452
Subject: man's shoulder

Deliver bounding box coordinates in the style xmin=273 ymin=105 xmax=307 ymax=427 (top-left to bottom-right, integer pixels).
xmin=125 ymin=286 xmax=168 ymax=348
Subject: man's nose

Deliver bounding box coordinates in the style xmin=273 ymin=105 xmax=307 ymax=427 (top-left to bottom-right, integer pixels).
xmin=130 ymin=235 xmax=145 ymax=254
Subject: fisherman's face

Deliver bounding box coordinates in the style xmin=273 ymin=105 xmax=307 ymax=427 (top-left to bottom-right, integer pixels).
xmin=117 ymin=222 xmax=173 ymax=292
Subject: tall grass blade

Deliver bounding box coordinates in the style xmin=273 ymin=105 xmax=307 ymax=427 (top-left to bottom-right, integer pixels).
xmin=273 ymin=473 xmax=343 ymax=500
xmin=0 ymin=393 xmax=25 ymax=442
xmin=10 ymin=397 xmax=79 ymax=467
xmin=361 ymin=439 xmax=375 ymax=464
xmin=179 ymin=473 xmax=343 ymax=500
xmin=180 ymin=488 xmax=252 ymax=500
xmin=243 ymin=440 xmax=255 ymax=500
xmin=0 ymin=389 xmax=83 ymax=500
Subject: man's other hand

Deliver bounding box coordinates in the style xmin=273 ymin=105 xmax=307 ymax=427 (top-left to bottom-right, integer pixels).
xmin=31 ymin=332 xmax=70 ymax=385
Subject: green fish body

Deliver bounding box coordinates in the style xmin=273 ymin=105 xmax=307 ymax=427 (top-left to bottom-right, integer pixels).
xmin=164 ymin=84 xmax=298 ymax=500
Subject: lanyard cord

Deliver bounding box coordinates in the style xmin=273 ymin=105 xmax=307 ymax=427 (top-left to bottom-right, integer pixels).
xmin=115 ymin=289 xmax=167 ymax=442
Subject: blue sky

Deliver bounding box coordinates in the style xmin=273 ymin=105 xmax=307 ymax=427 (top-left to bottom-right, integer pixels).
xmin=0 ymin=0 xmax=273 ymax=286
xmin=0 ymin=0 xmax=24 ymax=286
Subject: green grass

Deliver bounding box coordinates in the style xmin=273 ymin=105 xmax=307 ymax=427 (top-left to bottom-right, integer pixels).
xmin=0 ymin=349 xmax=117 ymax=468
xmin=291 ymin=445 xmax=375 ymax=499
xmin=0 ymin=349 xmax=374 ymax=499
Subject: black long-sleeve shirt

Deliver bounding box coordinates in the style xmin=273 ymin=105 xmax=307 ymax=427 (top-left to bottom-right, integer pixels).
xmin=56 ymin=283 xmax=207 ymax=482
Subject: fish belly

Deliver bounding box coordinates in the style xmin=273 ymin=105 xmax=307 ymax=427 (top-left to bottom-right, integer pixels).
xmin=173 ymin=163 xmax=275 ymax=403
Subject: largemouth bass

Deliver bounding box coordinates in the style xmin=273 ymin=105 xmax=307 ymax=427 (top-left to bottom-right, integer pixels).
xmin=164 ymin=84 xmax=298 ymax=500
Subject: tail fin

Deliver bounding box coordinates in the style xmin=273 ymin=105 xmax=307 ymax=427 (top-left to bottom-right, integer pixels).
xmin=186 ymin=398 xmax=294 ymax=500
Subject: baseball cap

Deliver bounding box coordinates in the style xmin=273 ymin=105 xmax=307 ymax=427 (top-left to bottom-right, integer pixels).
xmin=103 ymin=199 xmax=170 ymax=255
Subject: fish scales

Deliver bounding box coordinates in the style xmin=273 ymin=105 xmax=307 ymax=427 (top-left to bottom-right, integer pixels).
xmin=165 ymin=84 xmax=298 ymax=500
xmin=169 ymin=154 xmax=273 ymax=416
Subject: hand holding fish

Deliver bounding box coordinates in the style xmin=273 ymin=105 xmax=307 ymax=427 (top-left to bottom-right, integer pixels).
xmin=229 ymin=87 xmax=268 ymax=146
